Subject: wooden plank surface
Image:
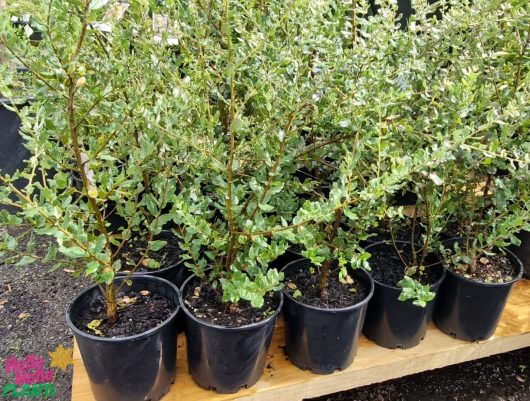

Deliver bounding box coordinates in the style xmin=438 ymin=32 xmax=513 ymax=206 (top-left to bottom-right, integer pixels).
xmin=72 ymin=279 xmax=530 ymax=401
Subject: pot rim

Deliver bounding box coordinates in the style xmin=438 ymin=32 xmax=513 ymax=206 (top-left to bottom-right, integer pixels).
xmin=441 ymin=237 xmax=523 ymax=287
xmin=66 ymin=275 xmax=180 ymax=343
xmin=179 ymin=272 xmax=284 ymax=331
xmin=363 ymin=240 xmax=446 ymax=291
xmin=281 ymin=258 xmax=374 ymax=312
xmin=117 ymin=257 xmax=185 ymax=276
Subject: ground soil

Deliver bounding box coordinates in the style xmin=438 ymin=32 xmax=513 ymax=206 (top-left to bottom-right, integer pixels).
xmin=0 ymin=228 xmax=528 ymax=401
xmin=307 ymin=347 xmax=530 ymax=401
xmin=182 ymin=277 xmax=279 ymax=327
xmin=72 ymin=289 xmax=176 ymax=338
xmin=284 ymin=263 xmax=370 ymax=308
xmin=0 ymin=232 xmax=91 ymax=401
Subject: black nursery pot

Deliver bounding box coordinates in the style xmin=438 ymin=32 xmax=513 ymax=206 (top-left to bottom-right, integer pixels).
xmin=179 ymin=274 xmax=283 ymax=394
xmin=362 ymin=241 xmax=445 ymax=349
xmin=114 ymin=231 xmax=189 ymax=287
xmin=433 ymin=238 xmax=523 ymax=342
xmin=0 ymin=100 xmax=30 ymax=213
xmin=509 ymin=230 xmax=530 ymax=279
xmin=66 ymin=276 xmax=180 ymax=401
xmin=118 ymin=258 xmax=190 ymax=289
xmin=270 ymin=247 xmax=304 ymax=270
xmin=281 ymin=259 xmax=374 ymax=374
xmin=115 ymin=232 xmax=191 ymax=333
xmin=369 ymin=0 xmax=441 ymax=29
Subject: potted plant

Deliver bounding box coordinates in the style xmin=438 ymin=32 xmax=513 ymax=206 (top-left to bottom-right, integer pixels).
xmin=0 ymin=1 xmax=189 ymax=400
xmin=432 ymin=158 xmax=528 ymax=341
xmin=362 ymin=177 xmax=446 ymax=349
xmin=424 ymin=0 xmax=530 ymax=341
xmin=161 ymin=0 xmax=372 ymax=392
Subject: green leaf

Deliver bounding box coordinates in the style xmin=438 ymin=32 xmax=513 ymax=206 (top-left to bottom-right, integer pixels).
xmin=5 ymin=235 xmax=17 ymax=251
xmin=258 ymin=203 xmax=274 ymax=212
xmin=15 ymin=256 xmax=37 ymax=267
xmin=148 ymin=240 xmax=167 ymax=252
xmin=59 ymin=246 xmax=87 ymax=259
xmin=89 ymin=0 xmax=109 ymax=10
xmin=55 ymin=172 xmax=68 ymax=189
xmin=86 ymin=261 xmax=100 ymax=276
xmin=230 ymin=117 xmax=243 ymax=132
xmin=144 ymin=258 xmax=161 ymax=269
xmin=43 ymin=245 xmax=58 ymax=263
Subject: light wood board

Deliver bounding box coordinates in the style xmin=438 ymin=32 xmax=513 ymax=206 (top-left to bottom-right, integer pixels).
xmin=72 ymin=279 xmax=530 ymax=401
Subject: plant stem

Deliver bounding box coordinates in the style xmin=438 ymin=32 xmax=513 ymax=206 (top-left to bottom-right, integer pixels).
xmin=65 ymin=0 xmax=117 ymax=323
xmin=411 ymin=205 xmax=418 ymax=268
xmin=319 ymin=208 xmax=343 ymax=298
xmin=389 ymin=221 xmax=409 ymax=270
xmin=104 ymin=282 xmax=117 ymax=325
xmin=223 ymin=0 xmax=238 ymax=272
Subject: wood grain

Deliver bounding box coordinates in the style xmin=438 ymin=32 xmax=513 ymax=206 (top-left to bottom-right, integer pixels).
xmin=72 ymin=279 xmax=530 ymax=401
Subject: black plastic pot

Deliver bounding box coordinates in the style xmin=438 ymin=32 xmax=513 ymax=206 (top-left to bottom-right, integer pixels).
xmin=0 ymin=100 xmax=30 ymax=212
xmin=509 ymin=230 xmax=530 ymax=279
xmin=179 ymin=274 xmax=282 ymax=394
xmin=270 ymin=246 xmax=304 ymax=270
xmin=281 ymin=259 xmax=374 ymax=374
xmin=362 ymin=241 xmax=445 ymax=349
xmin=369 ymin=0 xmax=442 ymax=29
xmin=118 ymin=258 xmax=189 ymax=287
xmin=433 ymin=238 xmax=523 ymax=341
xmin=66 ymin=275 xmax=180 ymax=401
xmin=115 ymin=230 xmax=189 ymax=288
xmin=115 ymin=231 xmax=190 ymax=333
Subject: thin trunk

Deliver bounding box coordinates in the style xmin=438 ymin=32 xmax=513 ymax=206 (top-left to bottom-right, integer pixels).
xmin=104 ymin=282 xmax=117 ymax=325
xmin=223 ymin=0 xmax=238 ymax=272
xmin=319 ymin=208 xmax=343 ymax=297
xmin=410 ymin=205 xmax=418 ymax=269
xmin=318 ymin=260 xmax=332 ymax=298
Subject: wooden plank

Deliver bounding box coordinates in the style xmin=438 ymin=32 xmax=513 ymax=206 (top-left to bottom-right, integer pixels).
xmin=72 ymin=279 xmax=530 ymax=401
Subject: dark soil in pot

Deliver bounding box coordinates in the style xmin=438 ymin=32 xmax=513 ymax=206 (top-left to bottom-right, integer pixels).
xmin=362 ymin=241 xmax=445 ymax=349
xmin=433 ymin=237 xmax=523 ymax=341
xmin=284 ymin=261 xmax=371 ymax=309
xmin=117 ymin=232 xmax=182 ymax=274
xmin=367 ymin=241 xmax=442 ymax=287
xmin=364 ymin=218 xmax=420 ymax=244
xmin=180 ymin=274 xmax=283 ymax=393
xmin=66 ymin=275 xmax=180 ymax=401
xmin=182 ymin=278 xmax=278 ymax=327
xmin=72 ymin=288 xmax=175 ymax=337
xmin=449 ymin=253 xmax=518 ymax=283
xmin=281 ymin=259 xmax=374 ymax=374
xmin=116 ymin=231 xmax=189 ymax=288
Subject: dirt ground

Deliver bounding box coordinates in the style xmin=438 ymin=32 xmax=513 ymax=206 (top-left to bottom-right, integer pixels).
xmin=0 ymin=245 xmax=528 ymax=401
